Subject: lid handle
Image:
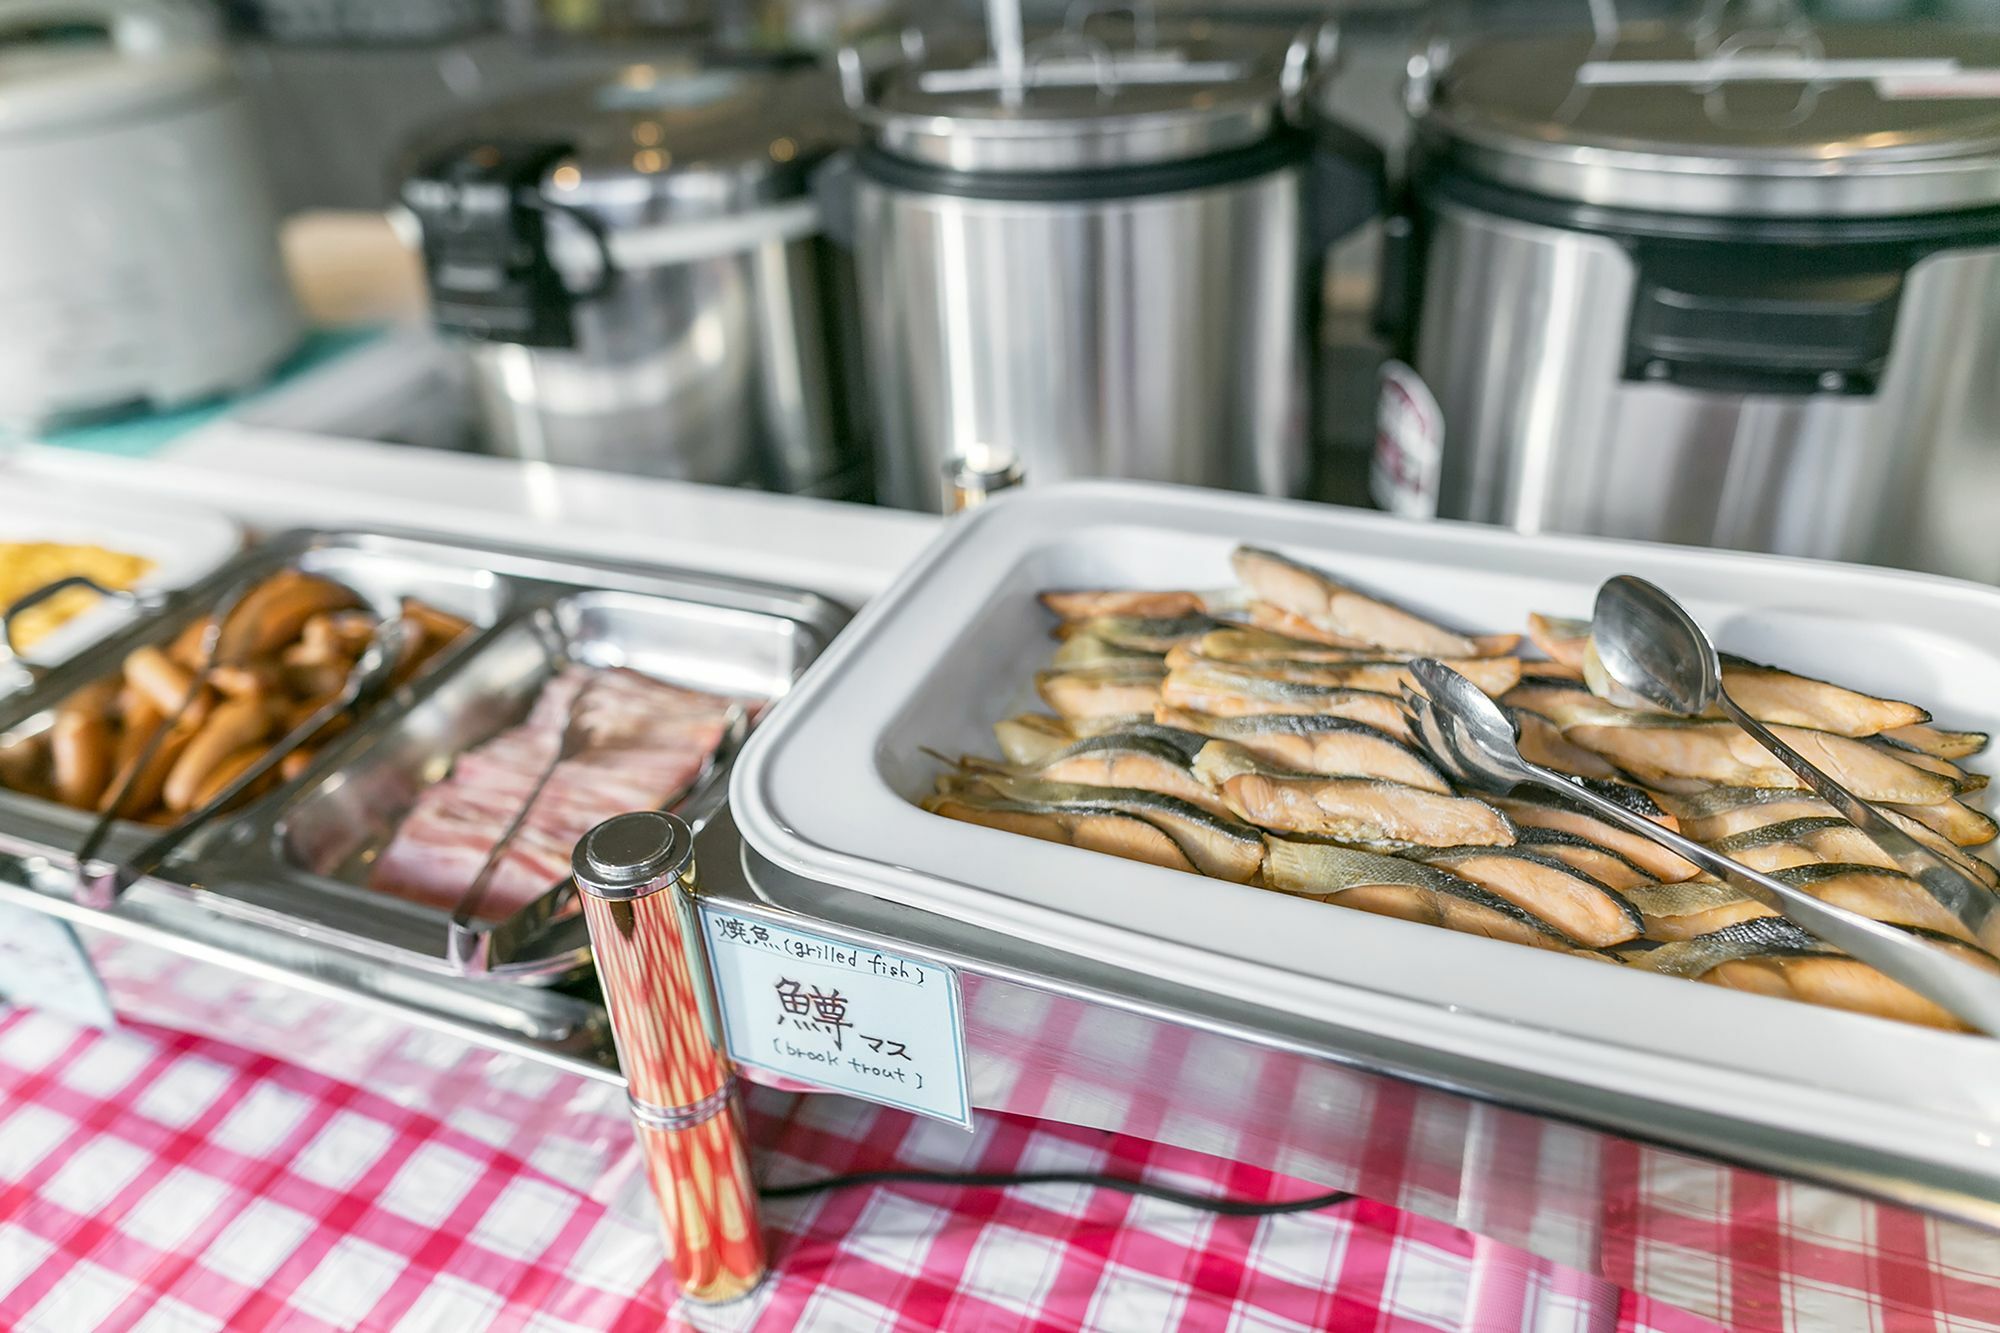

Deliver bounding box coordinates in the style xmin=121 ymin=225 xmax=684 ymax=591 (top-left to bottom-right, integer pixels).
xmin=1061 ymin=0 xmax=1159 ymax=52
xmin=1281 ymin=17 xmax=1342 ymax=123
xmin=836 ymin=26 xmax=928 ymax=112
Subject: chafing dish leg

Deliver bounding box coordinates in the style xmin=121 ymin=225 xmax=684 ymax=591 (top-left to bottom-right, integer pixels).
xmin=572 ymin=812 xmax=768 ymax=1305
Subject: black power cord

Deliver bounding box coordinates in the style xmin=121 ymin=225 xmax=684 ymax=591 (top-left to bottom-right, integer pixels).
xmin=760 ymin=1169 xmax=1354 ymax=1218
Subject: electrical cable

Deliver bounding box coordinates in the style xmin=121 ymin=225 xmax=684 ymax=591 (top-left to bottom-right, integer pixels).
xmin=760 ymin=1168 xmax=1353 ymax=1218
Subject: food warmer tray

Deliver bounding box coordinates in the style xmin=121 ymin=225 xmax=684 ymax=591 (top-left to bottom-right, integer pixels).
xmin=731 ymin=481 xmax=2000 ymax=1231
xmin=0 ymin=527 xmax=844 ymax=1067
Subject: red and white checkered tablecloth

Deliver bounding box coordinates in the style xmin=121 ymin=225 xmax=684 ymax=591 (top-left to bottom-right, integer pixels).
xmin=0 ymin=1003 xmax=1724 ymax=1333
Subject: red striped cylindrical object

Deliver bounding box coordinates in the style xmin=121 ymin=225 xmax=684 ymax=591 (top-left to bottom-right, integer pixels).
xmin=573 ymin=812 xmax=767 ymax=1304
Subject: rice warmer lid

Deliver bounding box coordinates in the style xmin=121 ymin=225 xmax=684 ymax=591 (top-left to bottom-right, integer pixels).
xmin=0 ymin=3 xmax=231 ymax=138
xmin=861 ymin=25 xmax=1293 ymax=174
xmin=1420 ymin=23 xmax=2000 ymax=218
xmin=401 ymin=58 xmax=848 ymax=227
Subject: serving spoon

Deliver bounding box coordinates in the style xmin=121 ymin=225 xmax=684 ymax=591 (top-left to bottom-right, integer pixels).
xmin=1591 ymin=575 xmax=1998 ymax=951
xmin=1402 ymin=658 xmax=2000 ymax=1036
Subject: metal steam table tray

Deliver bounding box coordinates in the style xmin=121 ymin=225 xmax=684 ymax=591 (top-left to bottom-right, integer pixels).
xmin=0 ymin=527 xmax=843 ymax=1057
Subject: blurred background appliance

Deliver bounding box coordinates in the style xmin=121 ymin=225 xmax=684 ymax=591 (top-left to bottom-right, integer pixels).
xmin=0 ymin=0 xmax=300 ymax=437
xmin=397 ymin=55 xmax=867 ymax=493
xmin=1385 ymin=5 xmax=2000 ymax=578
xmin=825 ymin=11 xmax=1383 ymax=512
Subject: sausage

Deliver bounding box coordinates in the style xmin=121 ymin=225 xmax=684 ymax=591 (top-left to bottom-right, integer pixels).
xmin=100 ymin=694 xmax=211 ymax=818
xmin=163 ymin=694 xmax=271 ymax=812
xmin=52 ymin=710 xmax=114 ymax=810
xmin=210 ymin=662 xmax=283 ymax=699
xmin=402 ymin=598 xmax=471 ymax=645
xmin=124 ymin=646 xmax=195 ymax=716
xmin=50 ymin=677 xmax=122 ymax=808
xmin=189 ymin=745 xmax=269 ymax=810
xmin=216 ymin=573 xmax=359 ymax=662
xmin=279 ymin=746 xmax=317 ymax=782
xmin=284 ymin=661 xmax=347 ymax=700
xmin=0 ymin=730 xmax=48 ymax=793
xmin=283 ymin=615 xmax=350 ymax=669
xmin=167 ymin=615 xmax=216 ymax=670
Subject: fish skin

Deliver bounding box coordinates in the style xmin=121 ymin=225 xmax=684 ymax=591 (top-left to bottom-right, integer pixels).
xmin=1488 ymin=792 xmax=1700 ymax=882
xmin=1158 ymin=708 xmax=1449 ymax=791
xmin=1526 ymin=613 xmax=1590 ymax=669
xmin=1263 ymin=840 xmax=1585 ymax=951
xmin=1888 ymin=798 xmax=1999 ymax=849
xmin=1245 ymin=602 xmax=1377 ymax=649
xmin=993 ymin=713 xmax=1082 ymax=765
xmin=1054 ymin=613 xmax=1224 ymax=653
xmin=1040 ymin=590 xmax=1207 ymax=622
xmin=1172 ymin=651 xmax=1522 ymax=699
xmin=1565 ymin=720 xmax=1956 ymax=804
xmin=1883 ymin=724 xmax=1989 ymax=760
xmin=1512 ymin=827 xmax=1653 ymax=890
xmin=1869 ymin=736 xmax=1980 ymax=792
xmin=1624 ymin=879 xmax=1771 ymax=941
xmin=1507 ymin=707 xmax=1625 ymax=780
xmin=1657 ymin=788 xmax=2000 ymax=890
xmin=1413 ymin=845 xmax=1643 ymax=946
xmin=1159 ymin=665 xmax=1414 ymax=739
xmin=1772 ymin=862 xmax=1982 ymax=944
xmin=1049 ymin=634 xmax=1160 ymax=670
xmin=1501 ymin=679 xmax=1636 ymax=729
xmin=1717 ymin=655 xmax=1929 ymax=736
xmin=1194 ymin=627 xmax=1400 ymax=664
xmin=958 ymin=729 xmax=1228 ymax=817
xmin=1645 ymin=786 xmax=1997 ymax=889
xmin=947 ymin=775 xmax=1266 ymax=883
xmin=1231 ymin=546 xmax=1509 ymax=658
xmin=1213 ymin=768 xmax=1515 ymax=848
xmin=1629 ymin=916 xmax=1830 ymax=979
xmin=1035 ymin=661 xmax=1167 ymax=721
xmin=1709 ymin=816 xmax=1902 ymax=873
xmin=925 ymin=796 xmax=1200 ymax=874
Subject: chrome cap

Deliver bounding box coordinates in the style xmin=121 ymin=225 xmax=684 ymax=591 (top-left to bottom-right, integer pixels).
xmin=573 ymin=811 xmax=695 ymax=901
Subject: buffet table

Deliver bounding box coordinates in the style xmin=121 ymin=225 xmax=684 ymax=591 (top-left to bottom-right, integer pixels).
xmin=2 ymin=437 xmax=1997 ymax=1331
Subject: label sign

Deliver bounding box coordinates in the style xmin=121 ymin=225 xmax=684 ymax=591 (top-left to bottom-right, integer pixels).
xmin=1371 ymin=360 xmax=1444 ymax=519
xmin=701 ymin=905 xmax=972 ymax=1129
xmin=0 ymin=903 xmax=115 ymax=1030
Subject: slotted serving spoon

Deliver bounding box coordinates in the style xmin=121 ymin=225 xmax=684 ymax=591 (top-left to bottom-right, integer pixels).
xmin=1402 ymin=658 xmax=2000 ymax=1037
xmin=1591 ymin=575 xmax=1998 ymax=951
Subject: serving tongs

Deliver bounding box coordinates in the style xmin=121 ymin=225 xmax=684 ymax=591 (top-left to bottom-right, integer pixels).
xmin=1591 ymin=576 xmax=2000 ymax=953
xmin=71 ymin=582 xmax=416 ymax=909
xmin=1401 ymin=659 xmax=2000 ymax=1037
xmin=445 ymin=612 xmax=751 ymax=981
xmin=0 ymin=575 xmax=173 ymax=692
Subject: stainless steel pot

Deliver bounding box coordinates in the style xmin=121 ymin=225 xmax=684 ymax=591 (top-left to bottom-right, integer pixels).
xmin=825 ymin=23 xmax=1381 ymax=512
xmin=1384 ymin=14 xmax=2000 ymax=579
xmin=399 ymin=60 xmax=865 ymax=496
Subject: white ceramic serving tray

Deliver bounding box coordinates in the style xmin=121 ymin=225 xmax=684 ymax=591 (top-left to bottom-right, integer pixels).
xmin=732 ymin=481 xmax=2000 ymax=1189
xmin=0 ymin=477 xmax=242 ymax=677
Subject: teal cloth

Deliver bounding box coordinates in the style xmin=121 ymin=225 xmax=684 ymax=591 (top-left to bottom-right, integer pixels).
xmin=40 ymin=327 xmax=383 ymax=459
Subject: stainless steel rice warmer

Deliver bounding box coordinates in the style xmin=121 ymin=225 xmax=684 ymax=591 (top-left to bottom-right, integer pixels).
xmin=824 ymin=22 xmax=1383 ymax=512
xmin=1383 ymin=17 xmax=2000 ymax=578
xmin=398 ymin=58 xmax=865 ymax=495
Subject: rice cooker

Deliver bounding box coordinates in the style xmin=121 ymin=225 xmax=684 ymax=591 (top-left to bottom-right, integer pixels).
xmin=1383 ymin=17 xmax=2000 ymax=580
xmin=0 ymin=0 xmax=300 ymax=436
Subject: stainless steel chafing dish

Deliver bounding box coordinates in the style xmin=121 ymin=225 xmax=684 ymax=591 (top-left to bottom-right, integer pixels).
xmin=0 ymin=527 xmax=843 ymax=1062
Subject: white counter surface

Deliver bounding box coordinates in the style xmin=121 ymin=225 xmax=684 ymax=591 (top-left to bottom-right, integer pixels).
xmin=11 ymin=425 xmax=941 ymax=607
